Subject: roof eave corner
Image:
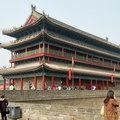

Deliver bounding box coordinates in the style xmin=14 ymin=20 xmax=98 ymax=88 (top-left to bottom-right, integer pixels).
xmin=2 ymin=30 xmax=10 ymax=36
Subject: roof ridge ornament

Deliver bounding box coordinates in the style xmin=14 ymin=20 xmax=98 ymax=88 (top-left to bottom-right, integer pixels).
xmin=31 ymin=5 xmax=36 ymax=12
xmin=43 ymin=10 xmax=45 ymax=15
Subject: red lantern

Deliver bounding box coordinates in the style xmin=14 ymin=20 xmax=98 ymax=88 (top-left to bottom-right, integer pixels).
xmin=111 ymin=74 xmax=114 ymax=82
xmin=68 ymin=69 xmax=72 ymax=80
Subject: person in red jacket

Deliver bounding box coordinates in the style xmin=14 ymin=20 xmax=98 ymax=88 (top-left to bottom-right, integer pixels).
xmin=0 ymin=95 xmax=8 ymax=120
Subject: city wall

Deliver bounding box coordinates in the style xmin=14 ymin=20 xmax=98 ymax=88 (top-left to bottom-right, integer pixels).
xmin=0 ymin=90 xmax=120 ymax=120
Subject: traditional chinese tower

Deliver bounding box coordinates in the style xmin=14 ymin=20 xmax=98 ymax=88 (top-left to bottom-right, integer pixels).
xmin=0 ymin=5 xmax=120 ymax=90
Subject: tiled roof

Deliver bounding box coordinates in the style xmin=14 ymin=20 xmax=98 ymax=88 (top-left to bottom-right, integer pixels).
xmin=46 ymin=16 xmax=119 ymax=49
xmin=2 ymin=8 xmax=119 ymax=49
xmin=0 ymin=31 xmax=43 ymax=48
xmin=45 ymin=63 xmax=118 ymax=77
xmin=0 ymin=62 xmax=41 ymax=75
xmin=0 ymin=62 xmax=119 ymax=78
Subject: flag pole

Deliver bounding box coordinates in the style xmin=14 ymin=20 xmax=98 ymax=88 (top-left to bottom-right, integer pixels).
xmin=113 ymin=64 xmax=115 ymax=80
xmin=72 ymin=57 xmax=74 ymax=90
xmin=113 ymin=64 xmax=116 ymax=88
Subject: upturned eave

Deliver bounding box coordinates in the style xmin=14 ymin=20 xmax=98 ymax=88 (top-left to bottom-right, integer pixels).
xmin=2 ymin=7 xmax=120 ymax=49
xmin=0 ymin=63 xmax=120 ymax=78
xmin=0 ymin=31 xmax=44 ymax=49
xmin=2 ymin=10 xmax=44 ymax=37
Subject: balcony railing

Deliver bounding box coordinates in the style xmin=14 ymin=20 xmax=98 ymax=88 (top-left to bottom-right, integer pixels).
xmin=64 ymin=52 xmax=74 ymax=58
xmin=27 ymin=49 xmax=39 ymax=56
xmin=12 ymin=49 xmax=41 ymax=59
xmin=76 ymin=55 xmax=86 ymax=61
xmin=11 ymin=48 xmax=120 ymax=69
xmin=12 ymin=48 xmax=63 ymax=59
xmin=50 ymin=49 xmax=62 ymax=56
xmin=12 ymin=53 xmax=25 ymax=59
xmin=47 ymin=31 xmax=120 ymax=58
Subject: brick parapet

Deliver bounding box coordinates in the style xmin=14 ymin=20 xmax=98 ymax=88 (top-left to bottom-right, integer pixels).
xmin=0 ymin=90 xmax=119 ymax=101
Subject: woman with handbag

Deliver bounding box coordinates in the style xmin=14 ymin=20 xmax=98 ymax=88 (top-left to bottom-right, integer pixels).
xmin=104 ymin=90 xmax=119 ymax=120
xmin=0 ymin=95 xmax=8 ymax=120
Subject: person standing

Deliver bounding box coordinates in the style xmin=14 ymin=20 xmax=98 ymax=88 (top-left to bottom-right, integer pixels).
xmin=0 ymin=95 xmax=8 ymax=120
xmin=9 ymin=84 xmax=14 ymax=90
xmin=104 ymin=90 xmax=119 ymax=120
xmin=29 ymin=81 xmax=32 ymax=90
xmin=31 ymin=85 xmax=36 ymax=90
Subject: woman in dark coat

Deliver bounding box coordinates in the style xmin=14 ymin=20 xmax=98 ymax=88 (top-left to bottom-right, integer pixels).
xmin=0 ymin=95 xmax=8 ymax=120
xmin=104 ymin=90 xmax=119 ymax=120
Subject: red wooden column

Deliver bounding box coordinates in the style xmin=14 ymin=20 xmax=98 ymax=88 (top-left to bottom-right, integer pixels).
xmin=78 ymin=79 xmax=81 ymax=90
xmin=42 ymin=75 xmax=45 ymax=90
xmin=90 ymin=80 xmax=92 ymax=90
xmin=3 ymin=79 xmax=6 ymax=90
xmin=20 ymin=78 xmax=23 ymax=90
xmin=34 ymin=76 xmax=37 ymax=89
xmin=66 ymin=77 xmax=69 ymax=87
xmin=106 ymin=81 xmax=108 ymax=90
xmin=51 ymin=76 xmax=54 ymax=90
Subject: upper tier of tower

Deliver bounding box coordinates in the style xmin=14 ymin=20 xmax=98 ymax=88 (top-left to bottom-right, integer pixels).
xmin=1 ymin=5 xmax=120 ymax=54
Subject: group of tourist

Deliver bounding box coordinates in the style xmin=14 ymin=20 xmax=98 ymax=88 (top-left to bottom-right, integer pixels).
xmin=45 ymin=86 xmax=78 ymax=90
xmin=8 ymin=82 xmax=96 ymax=91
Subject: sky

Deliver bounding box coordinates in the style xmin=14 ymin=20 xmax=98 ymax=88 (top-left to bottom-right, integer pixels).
xmin=0 ymin=0 xmax=120 ymax=67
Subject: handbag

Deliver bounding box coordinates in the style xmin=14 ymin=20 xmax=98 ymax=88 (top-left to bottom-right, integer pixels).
xmin=100 ymin=105 xmax=104 ymax=116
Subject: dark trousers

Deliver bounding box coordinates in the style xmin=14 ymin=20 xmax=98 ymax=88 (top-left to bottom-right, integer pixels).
xmin=1 ymin=112 xmax=7 ymax=120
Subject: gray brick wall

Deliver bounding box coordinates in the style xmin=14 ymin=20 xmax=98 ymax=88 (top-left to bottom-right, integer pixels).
xmin=0 ymin=90 xmax=119 ymax=120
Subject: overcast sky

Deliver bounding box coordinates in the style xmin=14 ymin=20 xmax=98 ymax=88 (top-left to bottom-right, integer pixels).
xmin=0 ymin=0 xmax=120 ymax=67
